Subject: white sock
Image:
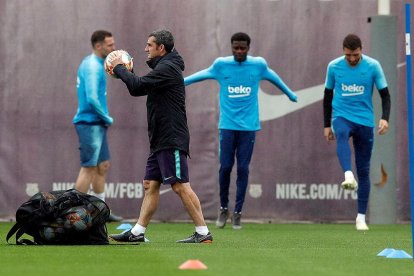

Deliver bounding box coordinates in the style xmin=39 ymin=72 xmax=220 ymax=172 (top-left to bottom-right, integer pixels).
xmin=195 ymin=226 xmax=209 ymax=235
xmin=356 ymin=213 xmax=366 ymax=222
xmin=94 ymin=192 xmax=105 ymax=201
xmin=344 ymin=171 xmax=355 ymax=180
xmin=131 ymin=223 xmax=146 ymax=236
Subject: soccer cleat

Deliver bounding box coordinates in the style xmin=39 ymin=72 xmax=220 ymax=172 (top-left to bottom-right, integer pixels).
xmin=216 ymin=208 xmax=229 ymax=228
xmin=106 ymin=212 xmax=123 ymax=222
xmin=109 ymin=230 xmax=145 ymax=243
xmin=176 ymin=232 xmax=213 ymax=243
xmin=356 ymin=219 xmax=369 ymax=231
xmin=232 ymin=212 xmax=242 ymax=230
xmin=341 ymin=178 xmax=358 ymax=191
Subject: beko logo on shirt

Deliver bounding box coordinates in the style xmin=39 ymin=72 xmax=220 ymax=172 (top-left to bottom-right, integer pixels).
xmin=341 ymin=84 xmax=364 ymax=92
xmin=228 ymin=85 xmax=252 ymax=98
xmin=341 ymin=84 xmax=364 ymax=96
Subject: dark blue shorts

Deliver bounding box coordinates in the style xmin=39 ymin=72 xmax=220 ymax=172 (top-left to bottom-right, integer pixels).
xmin=144 ymin=149 xmax=189 ymax=185
xmin=75 ymin=124 xmax=110 ymax=167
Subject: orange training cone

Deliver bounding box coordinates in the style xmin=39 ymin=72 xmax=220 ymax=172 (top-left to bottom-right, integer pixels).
xmin=178 ymin=259 xmax=208 ymax=270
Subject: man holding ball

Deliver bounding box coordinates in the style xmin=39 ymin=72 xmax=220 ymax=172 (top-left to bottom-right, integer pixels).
xmin=108 ymin=29 xmax=212 ymax=243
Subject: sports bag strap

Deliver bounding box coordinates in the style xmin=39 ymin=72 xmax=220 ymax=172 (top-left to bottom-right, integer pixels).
xmin=15 ymin=228 xmax=28 ymax=245
xmin=18 ymin=239 xmax=37 ymax=245
xmin=6 ymin=223 xmax=22 ymax=244
xmin=7 ymin=224 xmax=37 ymax=245
xmin=15 ymin=228 xmax=38 ymax=245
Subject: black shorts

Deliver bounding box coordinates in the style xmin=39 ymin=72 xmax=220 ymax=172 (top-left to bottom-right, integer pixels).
xmin=144 ymin=149 xmax=189 ymax=185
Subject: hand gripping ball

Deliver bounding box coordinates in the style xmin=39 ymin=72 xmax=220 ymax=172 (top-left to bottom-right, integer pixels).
xmin=104 ymin=50 xmax=133 ymax=78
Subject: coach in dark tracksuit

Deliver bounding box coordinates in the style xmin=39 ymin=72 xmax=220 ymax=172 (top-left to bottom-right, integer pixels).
xmin=108 ymin=29 xmax=212 ymax=244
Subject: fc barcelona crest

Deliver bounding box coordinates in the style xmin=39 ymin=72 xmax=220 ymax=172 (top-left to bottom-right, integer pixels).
xmin=249 ymin=183 xmax=262 ymax=198
xmin=25 ymin=183 xmax=39 ymax=196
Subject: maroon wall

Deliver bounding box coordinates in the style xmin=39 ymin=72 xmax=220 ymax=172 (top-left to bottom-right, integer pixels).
xmin=0 ymin=0 xmax=412 ymax=222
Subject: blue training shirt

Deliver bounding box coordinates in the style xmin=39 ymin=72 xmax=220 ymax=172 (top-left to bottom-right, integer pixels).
xmin=184 ymin=56 xmax=297 ymax=131
xmin=325 ymin=54 xmax=387 ymax=127
xmin=73 ymin=53 xmax=113 ymax=126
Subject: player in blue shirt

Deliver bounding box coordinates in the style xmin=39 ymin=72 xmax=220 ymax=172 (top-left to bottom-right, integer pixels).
xmin=185 ymin=32 xmax=297 ymax=229
xmin=323 ymin=34 xmax=390 ymax=231
xmin=73 ymin=30 xmax=121 ymax=222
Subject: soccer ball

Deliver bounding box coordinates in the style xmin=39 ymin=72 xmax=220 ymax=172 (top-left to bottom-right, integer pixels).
xmin=63 ymin=207 xmax=92 ymax=231
xmin=104 ymin=50 xmax=133 ymax=78
xmin=41 ymin=227 xmax=56 ymax=241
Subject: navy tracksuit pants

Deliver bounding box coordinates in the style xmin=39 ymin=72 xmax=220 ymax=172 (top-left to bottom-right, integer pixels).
xmin=333 ymin=117 xmax=374 ymax=214
xmin=218 ymin=129 xmax=256 ymax=213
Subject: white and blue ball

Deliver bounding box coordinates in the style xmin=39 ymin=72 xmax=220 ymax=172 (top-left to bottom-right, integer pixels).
xmin=63 ymin=207 xmax=92 ymax=231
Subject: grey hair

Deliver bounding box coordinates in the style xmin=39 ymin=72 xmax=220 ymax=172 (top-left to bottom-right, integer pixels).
xmin=149 ymin=29 xmax=175 ymax=53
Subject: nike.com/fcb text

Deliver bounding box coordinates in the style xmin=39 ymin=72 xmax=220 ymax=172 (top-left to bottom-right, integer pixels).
xmin=275 ymin=183 xmax=357 ymax=200
xmin=52 ymin=182 xmax=144 ymax=199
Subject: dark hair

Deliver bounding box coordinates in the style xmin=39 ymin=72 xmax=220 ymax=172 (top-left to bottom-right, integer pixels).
xmin=231 ymin=32 xmax=251 ymax=46
xmin=342 ymin=34 xmax=362 ymax=50
xmin=91 ymin=30 xmax=112 ymax=47
xmin=149 ymin=29 xmax=175 ymax=53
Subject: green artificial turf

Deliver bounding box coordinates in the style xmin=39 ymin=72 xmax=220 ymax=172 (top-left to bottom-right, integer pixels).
xmin=0 ymin=222 xmax=413 ymax=275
